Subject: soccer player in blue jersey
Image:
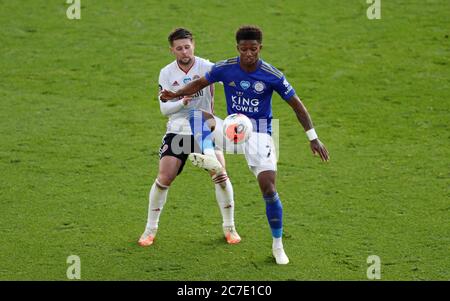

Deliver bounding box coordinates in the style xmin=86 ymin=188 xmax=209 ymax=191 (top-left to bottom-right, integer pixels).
xmin=161 ymin=25 xmax=329 ymax=264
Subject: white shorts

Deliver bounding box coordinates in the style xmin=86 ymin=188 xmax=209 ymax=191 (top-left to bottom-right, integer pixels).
xmin=213 ymin=116 xmax=277 ymax=177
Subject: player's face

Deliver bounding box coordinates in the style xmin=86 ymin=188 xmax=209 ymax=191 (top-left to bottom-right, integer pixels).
xmin=237 ymin=40 xmax=262 ymax=66
xmin=171 ymin=38 xmax=195 ymax=66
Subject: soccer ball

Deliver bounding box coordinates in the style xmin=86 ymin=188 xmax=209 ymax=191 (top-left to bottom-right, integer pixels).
xmin=222 ymin=113 xmax=253 ymax=144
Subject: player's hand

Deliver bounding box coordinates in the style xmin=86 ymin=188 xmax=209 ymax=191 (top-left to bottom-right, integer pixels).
xmin=182 ymin=96 xmax=193 ymax=106
xmin=160 ymin=89 xmax=177 ymax=101
xmin=310 ymin=139 xmax=329 ymax=162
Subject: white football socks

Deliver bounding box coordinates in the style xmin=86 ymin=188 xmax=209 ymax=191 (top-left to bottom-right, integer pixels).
xmin=214 ymin=178 xmax=235 ymax=228
xmin=273 ymin=237 xmax=283 ymax=250
xmin=145 ymin=180 xmax=169 ymax=233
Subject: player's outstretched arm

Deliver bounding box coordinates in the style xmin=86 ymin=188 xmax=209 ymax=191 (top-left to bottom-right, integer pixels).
xmin=160 ymin=77 xmax=210 ymax=101
xmin=287 ymin=95 xmax=330 ymax=162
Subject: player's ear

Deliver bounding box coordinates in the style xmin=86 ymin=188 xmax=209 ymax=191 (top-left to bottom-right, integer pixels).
xmin=259 ymin=44 xmax=263 ymax=51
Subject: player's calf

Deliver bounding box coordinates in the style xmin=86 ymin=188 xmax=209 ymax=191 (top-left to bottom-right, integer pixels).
xmin=138 ymin=179 xmax=169 ymax=247
xmin=211 ymin=170 xmax=241 ymax=244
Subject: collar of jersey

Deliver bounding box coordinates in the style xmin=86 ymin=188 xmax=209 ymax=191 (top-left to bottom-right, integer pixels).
xmin=236 ymin=56 xmax=262 ymax=74
xmin=176 ymin=56 xmax=196 ymax=75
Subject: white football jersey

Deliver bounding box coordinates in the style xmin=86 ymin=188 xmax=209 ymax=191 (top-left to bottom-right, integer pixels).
xmin=158 ymin=56 xmax=215 ymax=135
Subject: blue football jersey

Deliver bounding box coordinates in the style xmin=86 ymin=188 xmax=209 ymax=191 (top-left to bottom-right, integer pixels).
xmin=205 ymin=57 xmax=296 ymax=134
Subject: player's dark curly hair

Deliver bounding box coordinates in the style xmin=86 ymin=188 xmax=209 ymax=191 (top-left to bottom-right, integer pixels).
xmin=168 ymin=28 xmax=193 ymax=45
xmin=235 ymin=25 xmax=263 ymax=43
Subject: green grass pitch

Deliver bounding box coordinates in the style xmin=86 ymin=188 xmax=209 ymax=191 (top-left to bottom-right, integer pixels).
xmin=0 ymin=0 xmax=448 ymax=280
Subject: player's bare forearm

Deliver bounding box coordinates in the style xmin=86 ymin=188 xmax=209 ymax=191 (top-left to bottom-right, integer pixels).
xmin=176 ymin=77 xmax=209 ymax=96
xmin=287 ymin=95 xmax=330 ymax=161
xmin=287 ymin=95 xmax=314 ymax=131
xmin=160 ymin=77 xmax=210 ymax=101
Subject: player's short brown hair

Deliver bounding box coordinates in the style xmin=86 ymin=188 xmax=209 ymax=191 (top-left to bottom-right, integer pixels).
xmin=236 ymin=25 xmax=262 ymax=43
xmin=168 ymin=28 xmax=193 ymax=45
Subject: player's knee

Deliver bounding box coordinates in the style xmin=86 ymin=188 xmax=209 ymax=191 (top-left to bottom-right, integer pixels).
xmin=260 ymin=179 xmax=276 ymax=196
xmin=257 ymin=170 xmax=276 ymax=197
xmin=201 ymin=110 xmax=214 ymax=119
xmin=156 ymin=174 xmax=175 ymax=188
xmin=202 ymin=111 xmax=216 ymax=128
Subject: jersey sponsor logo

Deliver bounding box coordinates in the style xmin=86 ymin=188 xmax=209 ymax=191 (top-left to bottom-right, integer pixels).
xmin=183 ymin=77 xmax=192 ymax=84
xmin=253 ymin=81 xmax=266 ymax=94
xmin=228 ymin=81 xmax=236 ymax=87
xmin=192 ymin=90 xmax=204 ymax=98
xmin=240 ymin=80 xmax=251 ymax=90
xmin=172 ymin=80 xmax=180 ymax=86
xmin=231 ymin=95 xmax=259 ymax=113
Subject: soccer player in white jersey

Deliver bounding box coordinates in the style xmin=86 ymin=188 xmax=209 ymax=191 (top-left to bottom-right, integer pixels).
xmin=138 ymin=28 xmax=241 ymax=247
xmin=161 ymin=26 xmax=330 ymax=264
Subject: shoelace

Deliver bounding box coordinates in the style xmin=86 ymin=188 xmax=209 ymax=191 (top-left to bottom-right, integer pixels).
xmin=224 ymin=227 xmax=237 ymax=235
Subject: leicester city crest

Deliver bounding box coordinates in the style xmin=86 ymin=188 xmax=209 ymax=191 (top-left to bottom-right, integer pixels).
xmin=253 ymin=81 xmax=266 ymax=94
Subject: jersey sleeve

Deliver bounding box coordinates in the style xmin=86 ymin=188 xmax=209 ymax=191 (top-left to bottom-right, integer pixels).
xmin=205 ymin=63 xmax=224 ymax=84
xmin=204 ymin=59 xmax=214 ymax=71
xmin=273 ymin=75 xmax=296 ymax=101
xmin=158 ymin=68 xmax=184 ymax=114
xmin=158 ymin=68 xmax=173 ymax=103
xmin=158 ymin=69 xmax=170 ymax=94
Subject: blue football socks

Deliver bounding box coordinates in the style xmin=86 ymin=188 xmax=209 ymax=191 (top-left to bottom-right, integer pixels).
xmin=263 ymin=192 xmax=283 ymax=238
